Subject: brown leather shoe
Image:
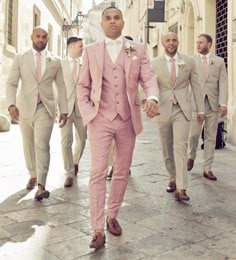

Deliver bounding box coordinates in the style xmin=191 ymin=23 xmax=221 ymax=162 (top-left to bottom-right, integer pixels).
xmin=64 ymin=176 xmax=73 ymax=187
xmin=26 ymin=177 xmax=37 ymax=190
xmin=203 ymin=171 xmax=217 ymax=181
xmin=34 ymin=189 xmax=50 ymax=201
xmin=166 ymin=180 xmax=176 ymax=193
xmin=175 ymin=190 xmax=190 ymax=201
xmin=107 ymin=167 xmax=113 ymax=180
xmin=74 ymin=164 xmax=78 ymax=176
xmin=106 ymin=217 xmax=122 ymax=236
xmin=89 ymin=233 xmax=105 ymax=250
xmin=187 ymin=159 xmax=194 ymax=171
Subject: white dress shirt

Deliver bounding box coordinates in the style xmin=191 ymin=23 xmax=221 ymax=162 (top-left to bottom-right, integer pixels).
xmin=32 ymin=48 xmax=47 ymax=77
xmin=105 ymin=35 xmax=123 ymax=63
xmin=68 ymin=55 xmax=80 ymax=78
xmin=164 ymin=53 xmax=179 ymax=77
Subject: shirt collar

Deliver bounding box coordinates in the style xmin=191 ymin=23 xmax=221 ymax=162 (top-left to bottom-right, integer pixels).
xmin=199 ymin=53 xmax=210 ymax=59
xmin=32 ymin=48 xmax=47 ymax=57
xmin=105 ymin=35 xmax=123 ymax=45
xmin=164 ymin=53 xmax=179 ymax=62
xmin=68 ymin=55 xmax=79 ymax=63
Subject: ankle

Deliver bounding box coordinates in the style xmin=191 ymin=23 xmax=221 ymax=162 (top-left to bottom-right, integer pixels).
xmin=95 ymin=230 xmax=105 ymax=236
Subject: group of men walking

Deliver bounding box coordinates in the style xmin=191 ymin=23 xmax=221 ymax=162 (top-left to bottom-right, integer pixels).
xmin=6 ymin=6 xmax=228 ymax=251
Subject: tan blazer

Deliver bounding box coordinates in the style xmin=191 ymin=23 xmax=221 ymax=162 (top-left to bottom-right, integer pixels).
xmin=6 ymin=49 xmax=68 ymax=119
xmin=151 ymin=53 xmax=204 ymax=122
xmin=61 ymin=57 xmax=81 ymax=117
xmin=192 ymin=54 xmax=228 ymax=111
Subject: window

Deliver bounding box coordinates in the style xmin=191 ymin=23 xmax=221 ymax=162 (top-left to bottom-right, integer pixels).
xmin=7 ymin=0 xmax=18 ymax=47
xmin=33 ymin=5 xmax=41 ymax=27
xmin=57 ymin=35 xmax=61 ymax=56
xmin=169 ymin=23 xmax=178 ymax=35
xmin=48 ymin=24 xmax=53 ymax=52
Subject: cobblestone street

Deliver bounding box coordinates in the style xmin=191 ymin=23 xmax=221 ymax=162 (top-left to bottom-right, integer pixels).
xmin=0 ymin=115 xmax=236 ymax=260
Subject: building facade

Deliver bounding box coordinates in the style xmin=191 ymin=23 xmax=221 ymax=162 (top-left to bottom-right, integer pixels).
xmin=0 ymin=0 xmax=82 ymax=114
xmin=118 ymin=0 xmax=236 ymax=145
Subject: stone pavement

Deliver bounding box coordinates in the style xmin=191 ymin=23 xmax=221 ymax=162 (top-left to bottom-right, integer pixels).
xmin=0 ymin=115 xmax=236 ymax=260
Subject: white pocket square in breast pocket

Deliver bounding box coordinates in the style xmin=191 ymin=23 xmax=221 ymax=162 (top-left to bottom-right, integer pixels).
xmin=132 ymin=56 xmax=138 ymax=61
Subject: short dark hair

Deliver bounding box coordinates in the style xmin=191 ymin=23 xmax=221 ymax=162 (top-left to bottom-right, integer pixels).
xmin=124 ymin=35 xmax=133 ymax=41
xmin=198 ymin=33 xmax=213 ymax=44
xmin=67 ymin=37 xmax=83 ymax=46
xmin=102 ymin=7 xmax=123 ymax=17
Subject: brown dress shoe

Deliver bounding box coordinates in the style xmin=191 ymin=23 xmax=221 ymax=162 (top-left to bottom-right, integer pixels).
xmin=187 ymin=159 xmax=194 ymax=171
xmin=106 ymin=217 xmax=122 ymax=236
xmin=26 ymin=177 xmax=37 ymax=190
xmin=74 ymin=164 xmax=78 ymax=176
xmin=89 ymin=233 xmax=105 ymax=250
xmin=166 ymin=180 xmax=176 ymax=193
xmin=64 ymin=176 xmax=73 ymax=187
xmin=203 ymin=171 xmax=217 ymax=181
xmin=107 ymin=167 xmax=113 ymax=180
xmin=34 ymin=189 xmax=50 ymax=201
xmin=175 ymin=190 xmax=190 ymax=201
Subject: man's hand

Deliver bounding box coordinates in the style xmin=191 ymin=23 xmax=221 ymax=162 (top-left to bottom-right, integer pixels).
xmin=59 ymin=114 xmax=67 ymax=128
xmin=197 ymin=114 xmax=205 ymax=125
xmin=219 ymin=106 xmax=227 ymax=117
xmin=8 ymin=105 xmax=19 ymax=122
xmin=143 ymin=99 xmax=160 ymax=118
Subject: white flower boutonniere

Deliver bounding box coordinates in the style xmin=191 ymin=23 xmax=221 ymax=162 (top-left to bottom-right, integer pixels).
xmin=209 ymin=58 xmax=215 ymax=65
xmin=125 ymin=42 xmax=136 ymax=57
xmin=46 ymin=57 xmax=51 ymax=63
xmin=178 ymin=59 xmax=186 ymax=69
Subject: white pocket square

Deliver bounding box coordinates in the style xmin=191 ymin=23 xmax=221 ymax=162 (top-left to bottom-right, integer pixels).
xmin=132 ymin=56 xmax=138 ymax=61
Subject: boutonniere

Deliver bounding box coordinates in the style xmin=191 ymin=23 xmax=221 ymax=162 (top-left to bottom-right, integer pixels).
xmin=46 ymin=57 xmax=51 ymax=62
xmin=209 ymin=58 xmax=215 ymax=65
xmin=125 ymin=42 xmax=136 ymax=57
xmin=178 ymin=59 xmax=186 ymax=69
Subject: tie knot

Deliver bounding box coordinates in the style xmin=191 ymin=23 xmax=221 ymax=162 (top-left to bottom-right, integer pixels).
xmin=202 ymin=56 xmax=207 ymax=60
xmin=36 ymin=52 xmax=41 ymax=56
xmin=170 ymin=57 xmax=175 ymax=62
xmin=72 ymin=59 xmax=77 ymax=63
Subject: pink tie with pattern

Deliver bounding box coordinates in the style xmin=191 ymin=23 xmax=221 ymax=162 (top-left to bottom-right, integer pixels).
xmin=170 ymin=57 xmax=178 ymax=104
xmin=36 ymin=52 xmax=42 ymax=104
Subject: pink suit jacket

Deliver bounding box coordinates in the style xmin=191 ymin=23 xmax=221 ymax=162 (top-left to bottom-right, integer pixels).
xmin=77 ymin=38 xmax=159 ymax=135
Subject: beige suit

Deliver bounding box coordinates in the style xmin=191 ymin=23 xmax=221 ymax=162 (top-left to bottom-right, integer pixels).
xmin=61 ymin=58 xmax=87 ymax=175
xmin=188 ymin=54 xmax=228 ymax=171
xmin=152 ymin=53 xmax=204 ymax=189
xmin=6 ymin=49 xmax=68 ymax=186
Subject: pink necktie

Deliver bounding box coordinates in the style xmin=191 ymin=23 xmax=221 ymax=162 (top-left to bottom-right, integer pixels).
xmin=202 ymin=56 xmax=209 ymax=77
xmin=170 ymin=58 xmax=178 ymax=104
xmin=36 ymin=52 xmax=42 ymax=81
xmin=72 ymin=59 xmax=77 ymax=83
xmin=36 ymin=52 xmax=42 ymax=104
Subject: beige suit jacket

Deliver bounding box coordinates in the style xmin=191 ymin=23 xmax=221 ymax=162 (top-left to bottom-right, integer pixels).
xmin=61 ymin=57 xmax=81 ymax=117
xmin=192 ymin=54 xmax=228 ymax=111
xmin=151 ymin=53 xmax=204 ymax=122
xmin=6 ymin=49 xmax=68 ymax=119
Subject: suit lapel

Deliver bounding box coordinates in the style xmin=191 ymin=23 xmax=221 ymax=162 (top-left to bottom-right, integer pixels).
xmin=95 ymin=42 xmax=105 ymax=83
xmin=27 ymin=50 xmax=37 ymax=80
xmin=160 ymin=55 xmax=172 ymax=86
xmin=207 ymin=54 xmax=215 ymax=79
xmin=123 ymin=39 xmax=132 ymax=84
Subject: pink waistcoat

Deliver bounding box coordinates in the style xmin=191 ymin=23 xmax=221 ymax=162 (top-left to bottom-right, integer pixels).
xmin=98 ymin=48 xmax=131 ymax=121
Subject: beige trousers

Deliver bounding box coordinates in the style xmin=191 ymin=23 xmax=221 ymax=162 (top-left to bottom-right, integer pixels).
xmin=188 ymin=97 xmax=218 ymax=171
xmin=19 ymin=103 xmax=54 ymax=186
xmin=158 ymin=104 xmax=190 ymax=190
xmin=60 ymin=109 xmax=87 ymax=176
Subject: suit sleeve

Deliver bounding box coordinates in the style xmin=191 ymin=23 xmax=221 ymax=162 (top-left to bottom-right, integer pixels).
xmin=77 ymin=47 xmax=95 ymax=120
xmin=189 ymin=59 xmax=204 ymax=113
xmin=55 ymin=61 xmax=68 ymax=114
xmin=6 ymin=55 xmax=21 ymax=108
xmin=218 ymin=58 xmax=228 ymax=106
xmin=138 ymin=45 xmax=159 ymax=99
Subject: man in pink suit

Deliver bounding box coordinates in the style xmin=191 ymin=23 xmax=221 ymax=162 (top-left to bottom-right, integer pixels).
xmin=77 ymin=7 xmax=159 ymax=250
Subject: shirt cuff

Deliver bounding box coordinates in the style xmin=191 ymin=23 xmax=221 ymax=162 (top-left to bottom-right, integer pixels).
xmin=197 ymin=112 xmax=204 ymax=114
xmin=147 ymin=96 xmax=159 ymax=103
xmin=220 ymin=104 xmax=227 ymax=107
